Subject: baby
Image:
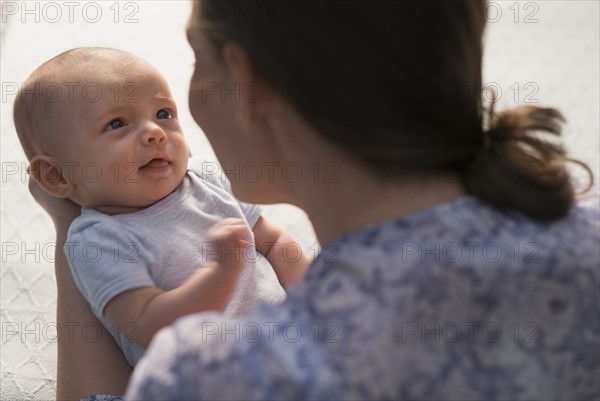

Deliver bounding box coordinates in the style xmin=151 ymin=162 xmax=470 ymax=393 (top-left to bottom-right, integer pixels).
xmin=13 ymin=47 xmax=308 ymax=367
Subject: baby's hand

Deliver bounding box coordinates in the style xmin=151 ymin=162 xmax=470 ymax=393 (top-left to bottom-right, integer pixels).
xmin=205 ymin=218 xmax=252 ymax=269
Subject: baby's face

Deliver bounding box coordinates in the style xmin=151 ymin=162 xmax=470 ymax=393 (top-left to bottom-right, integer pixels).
xmin=53 ymin=61 xmax=189 ymax=213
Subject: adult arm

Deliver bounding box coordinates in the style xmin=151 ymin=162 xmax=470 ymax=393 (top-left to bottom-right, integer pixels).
xmin=29 ymin=180 xmax=131 ymax=400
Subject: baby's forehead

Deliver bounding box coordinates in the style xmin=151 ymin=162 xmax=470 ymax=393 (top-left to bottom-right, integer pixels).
xmin=44 ymin=59 xmax=171 ymax=108
xmin=53 ymin=57 xmax=164 ymax=87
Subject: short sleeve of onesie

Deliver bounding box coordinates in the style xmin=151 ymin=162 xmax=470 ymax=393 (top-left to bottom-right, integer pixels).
xmin=66 ymin=213 xmax=156 ymax=318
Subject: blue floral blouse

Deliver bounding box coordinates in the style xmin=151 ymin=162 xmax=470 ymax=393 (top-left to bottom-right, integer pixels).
xmin=124 ymin=196 xmax=600 ymax=400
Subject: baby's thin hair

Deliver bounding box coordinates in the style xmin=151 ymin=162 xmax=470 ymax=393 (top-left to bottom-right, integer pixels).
xmin=13 ymin=47 xmax=138 ymax=161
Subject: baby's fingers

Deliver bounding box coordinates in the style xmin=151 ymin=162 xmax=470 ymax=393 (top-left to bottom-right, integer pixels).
xmin=207 ymin=219 xmax=251 ymax=241
xmin=205 ymin=219 xmax=253 ymax=266
xmin=207 ymin=218 xmax=252 ymax=247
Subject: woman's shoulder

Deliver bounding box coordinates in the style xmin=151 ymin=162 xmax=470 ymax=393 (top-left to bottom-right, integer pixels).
xmin=292 ymin=197 xmax=599 ymax=399
xmin=328 ymin=195 xmax=599 ymax=270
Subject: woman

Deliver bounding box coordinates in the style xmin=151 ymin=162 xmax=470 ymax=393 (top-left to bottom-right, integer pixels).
xmin=35 ymin=1 xmax=598 ymax=400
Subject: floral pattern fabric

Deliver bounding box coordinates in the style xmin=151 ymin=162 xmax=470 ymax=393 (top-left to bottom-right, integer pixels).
xmin=124 ymin=196 xmax=599 ymax=400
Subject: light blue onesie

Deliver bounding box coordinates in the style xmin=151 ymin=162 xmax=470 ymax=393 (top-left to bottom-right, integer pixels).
xmin=66 ymin=158 xmax=284 ymax=367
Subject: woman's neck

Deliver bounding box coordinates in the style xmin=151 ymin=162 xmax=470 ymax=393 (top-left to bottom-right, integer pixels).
xmin=269 ymin=101 xmax=467 ymax=245
xmin=300 ymin=164 xmax=467 ymax=245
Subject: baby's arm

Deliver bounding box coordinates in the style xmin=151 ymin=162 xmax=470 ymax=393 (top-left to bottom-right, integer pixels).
xmin=104 ymin=218 xmax=250 ymax=348
xmin=253 ymin=216 xmax=311 ymax=289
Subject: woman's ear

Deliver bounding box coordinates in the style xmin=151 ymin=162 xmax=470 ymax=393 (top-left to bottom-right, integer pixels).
xmin=28 ymin=155 xmax=74 ymax=199
xmin=222 ymin=43 xmax=267 ymax=127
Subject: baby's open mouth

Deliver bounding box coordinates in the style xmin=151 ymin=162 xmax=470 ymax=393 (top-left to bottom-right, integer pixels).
xmin=141 ymin=158 xmax=170 ymax=170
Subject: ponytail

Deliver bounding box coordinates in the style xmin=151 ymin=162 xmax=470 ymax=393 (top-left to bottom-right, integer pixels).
xmin=461 ymin=105 xmax=593 ymax=221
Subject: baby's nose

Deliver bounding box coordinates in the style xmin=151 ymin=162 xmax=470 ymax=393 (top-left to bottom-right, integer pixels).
xmin=142 ymin=122 xmax=167 ymax=144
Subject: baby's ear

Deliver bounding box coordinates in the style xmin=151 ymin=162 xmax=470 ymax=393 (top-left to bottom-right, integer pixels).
xmin=28 ymin=155 xmax=74 ymax=198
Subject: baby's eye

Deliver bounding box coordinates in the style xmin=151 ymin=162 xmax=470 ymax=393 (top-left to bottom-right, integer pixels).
xmin=156 ymin=109 xmax=173 ymax=120
xmin=106 ymin=119 xmax=126 ymax=131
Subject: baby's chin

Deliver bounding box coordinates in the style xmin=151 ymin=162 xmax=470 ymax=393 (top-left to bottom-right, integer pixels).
xmin=88 ymin=170 xmax=186 ymax=215
xmin=142 ymin=178 xmax=183 ymax=206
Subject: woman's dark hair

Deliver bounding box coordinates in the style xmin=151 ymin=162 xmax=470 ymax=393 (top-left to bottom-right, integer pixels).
xmin=193 ymin=0 xmax=592 ymax=221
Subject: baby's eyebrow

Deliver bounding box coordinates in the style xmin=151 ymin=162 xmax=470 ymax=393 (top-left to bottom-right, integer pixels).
xmin=94 ymin=104 xmax=131 ymax=123
xmin=154 ymin=95 xmax=177 ymax=106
